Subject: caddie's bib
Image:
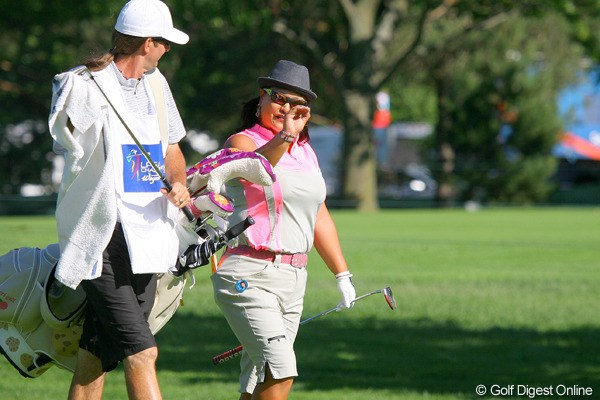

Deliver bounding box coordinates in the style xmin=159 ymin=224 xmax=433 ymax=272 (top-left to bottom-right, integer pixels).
xmin=108 ymin=73 xmax=179 ymax=274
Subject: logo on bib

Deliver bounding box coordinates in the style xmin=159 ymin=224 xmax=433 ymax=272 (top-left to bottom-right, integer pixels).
xmin=123 ymin=144 xmax=164 ymax=192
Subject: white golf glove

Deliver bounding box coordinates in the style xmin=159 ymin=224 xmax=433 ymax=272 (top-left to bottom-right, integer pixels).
xmin=335 ymin=271 xmax=356 ymax=310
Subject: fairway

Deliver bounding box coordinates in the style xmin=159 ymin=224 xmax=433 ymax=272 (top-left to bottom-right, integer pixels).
xmin=0 ymin=208 xmax=598 ymax=399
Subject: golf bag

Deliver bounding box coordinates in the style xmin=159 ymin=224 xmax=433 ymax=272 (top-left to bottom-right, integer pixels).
xmin=0 ymin=243 xmax=192 ymax=378
xmin=0 ymin=148 xmax=274 ymax=378
xmin=0 ymin=243 xmax=83 ymax=377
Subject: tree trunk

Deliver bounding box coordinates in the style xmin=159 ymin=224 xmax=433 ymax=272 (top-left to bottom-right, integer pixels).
xmin=433 ymin=68 xmax=456 ymax=208
xmin=341 ymin=90 xmax=379 ymax=211
xmin=437 ymin=141 xmax=455 ymax=207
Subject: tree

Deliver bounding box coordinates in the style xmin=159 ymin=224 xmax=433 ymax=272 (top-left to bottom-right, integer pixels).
xmin=0 ymin=0 xmax=123 ymax=194
xmin=413 ymin=10 xmax=583 ymax=205
xmin=216 ymin=0 xmax=598 ymax=209
xmin=250 ymin=0 xmax=436 ymax=211
xmin=1 ymin=0 xmax=598 ymax=208
xmin=371 ymin=1 xmax=598 ymax=206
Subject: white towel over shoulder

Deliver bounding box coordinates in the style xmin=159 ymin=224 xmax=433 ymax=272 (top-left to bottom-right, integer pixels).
xmin=49 ymin=67 xmax=118 ymax=289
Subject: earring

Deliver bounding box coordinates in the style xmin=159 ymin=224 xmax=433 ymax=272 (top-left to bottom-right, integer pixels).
xmin=255 ymin=105 xmax=261 ymax=118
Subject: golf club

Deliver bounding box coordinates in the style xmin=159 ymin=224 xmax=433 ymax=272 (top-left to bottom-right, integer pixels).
xmin=174 ymin=216 xmax=255 ymax=276
xmin=212 ymin=286 xmax=396 ymax=365
xmin=85 ymin=68 xmax=195 ymax=222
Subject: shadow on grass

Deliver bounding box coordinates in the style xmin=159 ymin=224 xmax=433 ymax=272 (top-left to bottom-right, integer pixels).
xmin=157 ymin=313 xmax=599 ymax=394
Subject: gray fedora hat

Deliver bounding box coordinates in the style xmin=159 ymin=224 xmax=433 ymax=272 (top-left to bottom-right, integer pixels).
xmin=257 ymin=60 xmax=317 ymax=101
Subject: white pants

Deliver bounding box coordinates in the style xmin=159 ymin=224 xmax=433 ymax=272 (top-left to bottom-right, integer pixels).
xmin=211 ymin=252 xmax=307 ymax=394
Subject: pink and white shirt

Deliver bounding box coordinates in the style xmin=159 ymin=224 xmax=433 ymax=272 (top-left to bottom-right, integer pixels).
xmin=226 ymin=124 xmax=326 ymax=254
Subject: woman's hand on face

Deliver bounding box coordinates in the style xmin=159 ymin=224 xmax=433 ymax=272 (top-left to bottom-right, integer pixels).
xmin=283 ymin=105 xmax=311 ymax=135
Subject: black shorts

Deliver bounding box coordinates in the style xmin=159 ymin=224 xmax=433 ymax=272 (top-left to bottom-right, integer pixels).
xmin=79 ymin=223 xmax=157 ymax=372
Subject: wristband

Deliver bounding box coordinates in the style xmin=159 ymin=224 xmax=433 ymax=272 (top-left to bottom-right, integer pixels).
xmin=335 ymin=271 xmax=353 ymax=279
xmin=279 ymin=130 xmax=297 ymax=143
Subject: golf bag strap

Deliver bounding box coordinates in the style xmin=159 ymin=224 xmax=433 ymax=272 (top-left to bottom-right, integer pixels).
xmin=12 ymin=250 xmax=42 ymax=326
xmin=146 ymin=70 xmax=168 ymax=154
xmin=0 ymin=324 xmax=53 ymax=378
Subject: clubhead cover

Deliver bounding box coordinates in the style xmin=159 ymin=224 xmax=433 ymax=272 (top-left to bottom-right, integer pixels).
xmin=186 ymin=148 xmax=276 ymax=195
xmin=190 ymin=192 xmax=235 ymax=219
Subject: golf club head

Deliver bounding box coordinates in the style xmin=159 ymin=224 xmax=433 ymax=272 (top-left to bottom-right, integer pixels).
xmin=383 ymin=287 xmax=397 ymax=310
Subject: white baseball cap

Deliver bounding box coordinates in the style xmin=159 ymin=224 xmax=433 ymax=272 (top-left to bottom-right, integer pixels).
xmin=115 ymin=0 xmax=189 ymax=45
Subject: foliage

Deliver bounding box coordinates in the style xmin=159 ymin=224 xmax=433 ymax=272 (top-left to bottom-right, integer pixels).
xmin=0 ymin=0 xmax=599 ymax=205
xmin=0 ymin=0 xmax=123 ymax=194
xmin=411 ymin=11 xmax=584 ymax=205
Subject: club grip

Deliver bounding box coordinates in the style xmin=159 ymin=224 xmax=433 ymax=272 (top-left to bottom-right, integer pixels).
xmin=212 ymin=345 xmax=243 ymax=365
xmin=224 ymin=216 xmax=255 ymax=242
xmin=162 ymin=179 xmax=194 ymax=221
xmin=181 ymin=206 xmax=194 ymax=222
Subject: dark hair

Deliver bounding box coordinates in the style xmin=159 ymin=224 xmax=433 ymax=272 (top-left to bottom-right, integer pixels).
xmin=237 ymin=97 xmax=260 ymax=132
xmin=84 ymin=30 xmax=147 ymax=71
xmin=237 ymin=96 xmax=310 ymax=143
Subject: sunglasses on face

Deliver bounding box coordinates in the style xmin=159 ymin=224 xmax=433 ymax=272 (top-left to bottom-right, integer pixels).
xmin=264 ymin=88 xmax=309 ymax=107
xmin=152 ymin=37 xmax=171 ymax=47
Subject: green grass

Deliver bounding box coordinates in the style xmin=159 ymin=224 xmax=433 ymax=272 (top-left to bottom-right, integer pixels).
xmin=0 ymin=208 xmax=599 ymax=399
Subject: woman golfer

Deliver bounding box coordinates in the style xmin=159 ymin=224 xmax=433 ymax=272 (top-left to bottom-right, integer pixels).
xmin=211 ymin=59 xmax=357 ymax=400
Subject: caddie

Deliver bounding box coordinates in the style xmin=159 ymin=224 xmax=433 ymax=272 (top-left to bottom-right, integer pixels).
xmin=48 ymin=1 xmax=191 ymax=399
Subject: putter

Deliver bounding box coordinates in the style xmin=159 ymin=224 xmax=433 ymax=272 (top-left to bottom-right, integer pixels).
xmin=212 ymin=286 xmax=397 ymax=365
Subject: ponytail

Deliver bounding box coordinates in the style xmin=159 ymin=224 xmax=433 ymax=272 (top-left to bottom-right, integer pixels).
xmin=84 ymin=30 xmax=146 ymax=71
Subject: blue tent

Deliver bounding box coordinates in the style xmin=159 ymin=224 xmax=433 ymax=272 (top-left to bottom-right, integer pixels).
xmin=553 ymin=69 xmax=600 ymax=161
